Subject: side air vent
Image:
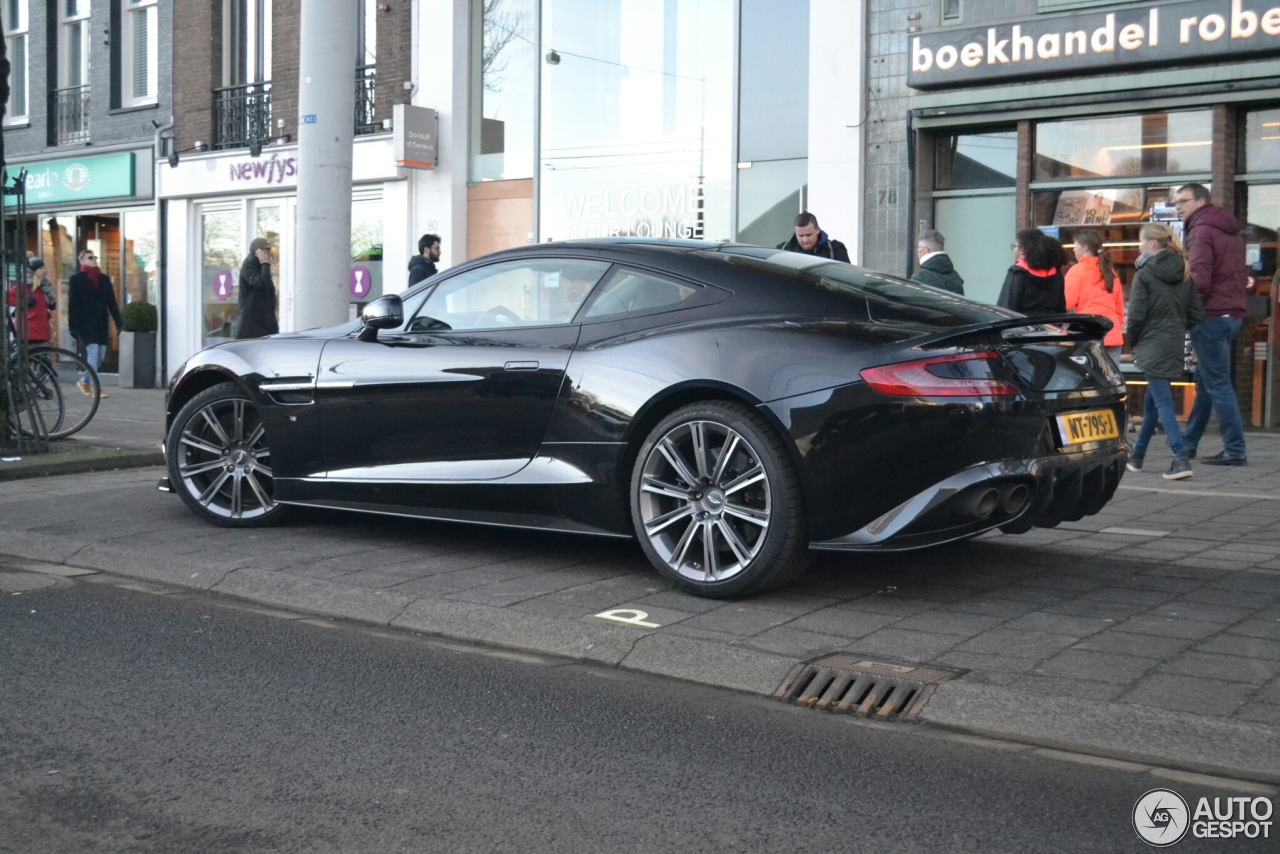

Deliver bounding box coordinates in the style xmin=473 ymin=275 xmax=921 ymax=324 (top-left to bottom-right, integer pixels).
xmin=774 ymin=654 xmax=963 ymax=722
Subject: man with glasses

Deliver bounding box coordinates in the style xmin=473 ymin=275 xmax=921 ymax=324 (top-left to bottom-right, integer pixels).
xmin=1174 ymin=183 xmax=1249 ymax=465
xmin=68 ymin=248 xmax=123 ymax=398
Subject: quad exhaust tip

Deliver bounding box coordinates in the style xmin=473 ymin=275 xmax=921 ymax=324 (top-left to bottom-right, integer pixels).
xmin=954 ymin=487 xmax=1000 ymax=519
xmin=998 ymin=483 xmax=1029 ymax=515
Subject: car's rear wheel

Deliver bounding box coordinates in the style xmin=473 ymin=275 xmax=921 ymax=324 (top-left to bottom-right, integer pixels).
xmin=167 ymin=382 xmax=288 ymax=527
xmin=631 ymin=401 xmax=810 ymax=597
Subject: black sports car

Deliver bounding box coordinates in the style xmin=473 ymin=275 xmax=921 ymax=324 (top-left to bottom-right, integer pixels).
xmin=161 ymin=239 xmax=1129 ymax=597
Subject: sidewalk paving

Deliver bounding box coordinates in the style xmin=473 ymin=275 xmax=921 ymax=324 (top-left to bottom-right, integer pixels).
xmin=1 ymin=414 xmax=1277 ymax=782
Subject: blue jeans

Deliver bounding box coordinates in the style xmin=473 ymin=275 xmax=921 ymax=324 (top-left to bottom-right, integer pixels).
xmin=83 ymin=342 xmax=106 ymax=384
xmin=1183 ymin=316 xmax=1247 ymax=458
xmin=1134 ymin=377 xmax=1187 ymax=458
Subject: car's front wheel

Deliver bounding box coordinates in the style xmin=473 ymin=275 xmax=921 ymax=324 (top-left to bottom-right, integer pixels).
xmin=167 ymin=381 xmax=289 ymax=527
xmin=630 ymin=401 xmax=810 ymax=597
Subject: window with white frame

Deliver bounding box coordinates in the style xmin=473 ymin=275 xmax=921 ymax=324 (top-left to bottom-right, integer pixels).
xmin=122 ymin=0 xmax=157 ymax=106
xmin=225 ymin=0 xmax=272 ymax=86
xmin=3 ymin=0 xmax=29 ymax=121
xmin=59 ymin=0 xmax=91 ymax=90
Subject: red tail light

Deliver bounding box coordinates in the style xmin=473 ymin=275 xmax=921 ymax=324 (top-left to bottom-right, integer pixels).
xmin=860 ymin=351 xmax=1018 ymax=398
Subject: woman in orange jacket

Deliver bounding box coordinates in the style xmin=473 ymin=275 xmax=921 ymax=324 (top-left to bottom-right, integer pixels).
xmin=1065 ymin=229 xmax=1126 ymax=365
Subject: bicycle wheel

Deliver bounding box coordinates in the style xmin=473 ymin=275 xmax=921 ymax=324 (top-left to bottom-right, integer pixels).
xmin=29 ymin=347 xmax=101 ymax=439
xmin=18 ymin=355 xmax=66 ymax=437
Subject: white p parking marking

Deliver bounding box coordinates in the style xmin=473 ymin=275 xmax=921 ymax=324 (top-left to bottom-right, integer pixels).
xmin=594 ymin=609 xmax=660 ymax=628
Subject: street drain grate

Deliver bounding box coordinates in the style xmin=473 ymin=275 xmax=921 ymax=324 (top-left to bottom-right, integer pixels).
xmin=0 ymin=572 xmax=60 ymax=593
xmin=774 ymin=654 xmax=964 ymax=722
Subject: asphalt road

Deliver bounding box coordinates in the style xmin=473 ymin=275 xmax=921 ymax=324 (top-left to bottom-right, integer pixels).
xmin=1 ymin=576 xmax=1270 ymax=853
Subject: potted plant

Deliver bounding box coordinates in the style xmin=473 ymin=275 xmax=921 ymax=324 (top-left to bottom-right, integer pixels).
xmin=119 ymin=301 xmax=158 ymax=389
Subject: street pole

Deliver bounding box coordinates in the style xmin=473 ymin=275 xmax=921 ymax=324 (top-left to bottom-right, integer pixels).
xmin=295 ymin=0 xmax=358 ymax=331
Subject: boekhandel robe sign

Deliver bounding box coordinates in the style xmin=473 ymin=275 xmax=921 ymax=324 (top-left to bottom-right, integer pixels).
xmin=908 ymin=0 xmax=1280 ymax=89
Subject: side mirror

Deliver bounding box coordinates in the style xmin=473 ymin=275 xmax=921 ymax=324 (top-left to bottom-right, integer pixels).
xmin=357 ymin=294 xmax=404 ymax=342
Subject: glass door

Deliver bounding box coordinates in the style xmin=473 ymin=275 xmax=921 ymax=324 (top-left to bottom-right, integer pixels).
xmin=251 ymin=200 xmax=287 ymax=329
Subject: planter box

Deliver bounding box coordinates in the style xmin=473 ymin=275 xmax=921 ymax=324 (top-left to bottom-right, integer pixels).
xmin=119 ymin=331 xmax=157 ymax=389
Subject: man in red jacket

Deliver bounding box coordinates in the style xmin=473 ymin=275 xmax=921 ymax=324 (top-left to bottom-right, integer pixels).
xmin=1174 ymin=183 xmax=1248 ymax=466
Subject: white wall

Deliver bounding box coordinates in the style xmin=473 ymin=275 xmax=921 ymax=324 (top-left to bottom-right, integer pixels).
xmin=404 ymin=0 xmax=471 ymax=281
xmin=807 ymin=0 xmax=865 ymax=263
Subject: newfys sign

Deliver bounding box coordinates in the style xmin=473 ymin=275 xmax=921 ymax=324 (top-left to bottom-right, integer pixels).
xmin=909 ymin=0 xmax=1280 ymax=89
xmin=5 ymin=153 xmax=135 ymax=206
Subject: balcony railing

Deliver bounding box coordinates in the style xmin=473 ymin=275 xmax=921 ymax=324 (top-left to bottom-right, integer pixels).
xmin=53 ymin=86 xmax=90 ymax=146
xmin=355 ymin=65 xmax=378 ymax=136
xmin=213 ymin=82 xmax=272 ymax=150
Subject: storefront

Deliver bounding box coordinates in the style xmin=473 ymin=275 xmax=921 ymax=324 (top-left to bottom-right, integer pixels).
xmin=156 ymin=136 xmax=405 ymax=373
xmin=905 ymin=0 xmax=1280 ymax=429
xmin=4 ymin=149 xmax=158 ymax=375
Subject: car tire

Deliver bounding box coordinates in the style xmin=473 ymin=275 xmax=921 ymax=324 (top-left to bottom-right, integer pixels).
xmin=630 ymin=401 xmax=811 ymax=598
xmin=167 ymin=381 xmax=289 ymax=528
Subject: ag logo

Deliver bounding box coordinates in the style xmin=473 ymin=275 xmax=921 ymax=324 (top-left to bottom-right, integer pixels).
xmin=1134 ymin=788 xmax=1190 ymax=847
xmin=63 ymin=163 xmax=91 ymax=192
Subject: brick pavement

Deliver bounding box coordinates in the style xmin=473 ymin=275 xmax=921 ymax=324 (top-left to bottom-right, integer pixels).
xmin=2 ymin=430 xmax=1277 ymax=776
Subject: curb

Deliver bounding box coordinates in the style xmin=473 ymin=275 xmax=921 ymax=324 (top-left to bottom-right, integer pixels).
xmin=2 ymin=527 xmax=1277 ymax=784
xmin=0 ymin=445 xmax=165 ymax=481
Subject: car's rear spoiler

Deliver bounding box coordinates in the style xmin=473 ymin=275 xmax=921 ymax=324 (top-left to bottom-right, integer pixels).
xmin=983 ymin=313 xmax=1113 ymax=342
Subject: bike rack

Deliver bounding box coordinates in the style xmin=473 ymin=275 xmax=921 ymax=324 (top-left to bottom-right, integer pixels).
xmin=3 ymin=169 xmax=51 ymax=453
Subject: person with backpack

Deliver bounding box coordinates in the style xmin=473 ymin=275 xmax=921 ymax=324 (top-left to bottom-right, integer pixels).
xmin=1065 ymin=229 xmax=1125 ymax=364
xmin=1125 ymin=223 xmax=1205 ymax=481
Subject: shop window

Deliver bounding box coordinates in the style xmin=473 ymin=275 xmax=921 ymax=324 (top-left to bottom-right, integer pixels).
xmin=1237 ymin=185 xmax=1277 ymax=427
xmin=1034 ymin=111 xmax=1212 ymax=181
xmin=4 ymin=0 xmax=28 ymax=123
xmin=472 ymin=0 xmax=536 ymax=181
xmin=934 ymin=130 xmax=1016 ymax=190
xmin=737 ymin=158 xmax=806 ymax=248
xmin=122 ymin=210 xmax=157 ymax=307
xmin=350 ymin=195 xmax=383 ymax=315
xmin=539 ymin=0 xmax=734 ymax=242
xmin=740 ymin=0 xmax=808 ymax=163
xmin=201 ymin=207 xmax=243 ymax=347
xmin=121 ymin=0 xmax=158 ymax=107
xmin=1243 ymin=108 xmax=1280 ymax=174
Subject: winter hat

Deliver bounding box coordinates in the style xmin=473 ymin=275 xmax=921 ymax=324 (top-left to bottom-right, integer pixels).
xmin=27 ymin=257 xmax=45 ymax=272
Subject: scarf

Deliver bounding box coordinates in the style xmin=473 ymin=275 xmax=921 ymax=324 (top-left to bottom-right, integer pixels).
xmin=82 ymin=265 xmax=101 ymax=290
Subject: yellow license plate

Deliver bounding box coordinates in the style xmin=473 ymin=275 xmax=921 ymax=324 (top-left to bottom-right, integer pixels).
xmin=1056 ymin=409 xmax=1119 ymax=446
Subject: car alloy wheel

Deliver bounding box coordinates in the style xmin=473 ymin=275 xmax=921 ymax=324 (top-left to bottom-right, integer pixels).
xmin=169 ymin=383 xmax=284 ymax=526
xmin=639 ymin=419 xmax=772 ymax=583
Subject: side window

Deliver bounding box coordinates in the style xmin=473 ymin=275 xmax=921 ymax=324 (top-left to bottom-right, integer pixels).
xmin=407 ymin=258 xmax=611 ymax=332
xmin=581 ymin=268 xmax=700 ymax=320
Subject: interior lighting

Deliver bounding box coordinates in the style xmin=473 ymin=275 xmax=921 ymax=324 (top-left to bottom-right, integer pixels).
xmin=1098 ymin=141 xmax=1211 ymax=152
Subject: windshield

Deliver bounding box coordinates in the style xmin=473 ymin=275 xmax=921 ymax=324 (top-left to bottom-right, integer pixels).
xmin=710 ymin=246 xmax=1014 ymax=328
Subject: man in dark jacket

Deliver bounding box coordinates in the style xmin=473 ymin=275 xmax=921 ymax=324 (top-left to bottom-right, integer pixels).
xmin=778 ymin=213 xmax=850 ymax=263
xmin=408 ymin=233 xmax=441 ymax=286
xmin=1174 ymin=183 xmax=1248 ymax=465
xmin=910 ymin=229 xmax=964 ymax=295
xmin=68 ymin=248 xmax=123 ymax=397
xmin=236 ymin=237 xmax=279 ymax=339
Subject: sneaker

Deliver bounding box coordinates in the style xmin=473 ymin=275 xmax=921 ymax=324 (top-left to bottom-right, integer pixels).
xmin=1163 ymin=456 xmax=1193 ymax=480
xmin=1126 ymin=454 xmax=1144 ymax=473
xmin=77 ymin=380 xmax=92 ymax=396
xmin=1200 ymin=451 xmax=1246 ymax=466
xmin=96 ymin=388 xmax=108 ymax=399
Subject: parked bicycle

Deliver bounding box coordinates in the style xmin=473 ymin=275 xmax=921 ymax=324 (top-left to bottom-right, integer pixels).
xmin=5 ymin=314 xmax=102 ymax=440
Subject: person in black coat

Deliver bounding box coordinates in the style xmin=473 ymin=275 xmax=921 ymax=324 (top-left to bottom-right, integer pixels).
xmin=236 ymin=237 xmax=279 ymax=339
xmin=408 ymin=233 xmax=441 ymax=286
xmin=68 ymin=248 xmax=123 ymax=397
xmin=778 ymin=213 xmax=850 ymax=263
xmin=997 ymin=228 xmax=1067 ymax=317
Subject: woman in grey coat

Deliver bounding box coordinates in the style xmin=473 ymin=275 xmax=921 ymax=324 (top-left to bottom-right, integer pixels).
xmin=1125 ymin=223 xmax=1206 ymax=480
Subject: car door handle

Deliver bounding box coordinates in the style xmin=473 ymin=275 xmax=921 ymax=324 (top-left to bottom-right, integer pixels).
xmin=504 ymin=361 xmax=540 ymax=371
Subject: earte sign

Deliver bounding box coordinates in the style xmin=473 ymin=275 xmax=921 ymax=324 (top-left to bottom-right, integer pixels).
xmin=908 ymin=0 xmax=1280 ymax=89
